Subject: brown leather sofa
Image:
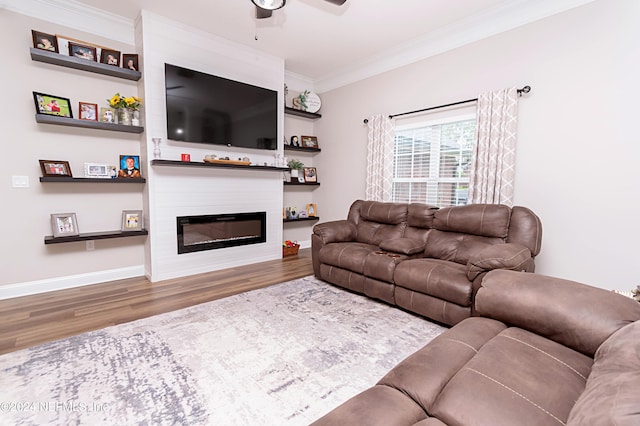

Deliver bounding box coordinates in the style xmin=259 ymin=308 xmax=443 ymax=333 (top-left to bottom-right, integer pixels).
xmin=312 ymin=200 xmax=542 ymax=325
xmin=311 ymin=270 xmax=640 ymax=426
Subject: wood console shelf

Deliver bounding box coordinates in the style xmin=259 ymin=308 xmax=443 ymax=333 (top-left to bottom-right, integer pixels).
xmin=35 ymin=114 xmax=144 ymax=133
xmin=151 ymin=159 xmax=288 ymax=172
xmin=284 ymin=107 xmax=321 ymax=119
xmin=30 ymin=48 xmax=142 ymax=81
xmin=283 ymin=217 xmax=320 ymax=223
xmin=40 ymin=176 xmax=146 ymax=183
xmin=44 ymin=229 xmax=148 ymax=245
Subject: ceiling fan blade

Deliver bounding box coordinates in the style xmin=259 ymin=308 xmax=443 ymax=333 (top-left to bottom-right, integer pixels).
xmin=323 ymin=0 xmax=347 ymax=5
xmin=256 ymin=7 xmax=273 ymax=19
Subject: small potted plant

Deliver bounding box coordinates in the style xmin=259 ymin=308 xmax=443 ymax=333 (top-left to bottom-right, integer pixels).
xmin=287 ymin=158 xmax=304 ymax=179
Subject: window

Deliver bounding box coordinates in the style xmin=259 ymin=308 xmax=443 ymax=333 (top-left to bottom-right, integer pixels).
xmin=392 ymin=114 xmax=475 ymax=207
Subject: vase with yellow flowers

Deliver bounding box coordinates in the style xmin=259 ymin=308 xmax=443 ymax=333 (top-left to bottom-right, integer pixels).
xmin=108 ymin=93 xmax=142 ymax=126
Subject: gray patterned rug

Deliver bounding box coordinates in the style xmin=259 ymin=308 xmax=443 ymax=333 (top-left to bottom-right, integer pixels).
xmin=0 ymin=276 xmax=446 ymax=425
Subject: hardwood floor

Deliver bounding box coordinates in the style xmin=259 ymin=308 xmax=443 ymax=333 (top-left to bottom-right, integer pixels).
xmin=0 ymin=249 xmax=313 ymax=356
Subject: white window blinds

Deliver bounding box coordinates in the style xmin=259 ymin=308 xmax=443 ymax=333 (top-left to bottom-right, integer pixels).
xmin=392 ymin=115 xmax=475 ymax=207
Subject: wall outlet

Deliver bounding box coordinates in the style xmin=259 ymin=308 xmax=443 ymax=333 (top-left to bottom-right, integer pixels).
xmin=86 ymin=240 xmax=95 ymax=251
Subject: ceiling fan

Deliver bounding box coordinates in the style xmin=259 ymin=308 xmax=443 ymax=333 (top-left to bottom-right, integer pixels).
xmin=252 ymin=0 xmax=347 ymax=19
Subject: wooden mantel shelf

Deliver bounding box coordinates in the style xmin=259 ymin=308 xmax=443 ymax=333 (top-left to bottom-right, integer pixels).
xmin=151 ymin=159 xmax=288 ymax=172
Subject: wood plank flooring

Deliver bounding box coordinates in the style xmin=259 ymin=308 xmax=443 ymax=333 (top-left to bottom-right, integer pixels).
xmin=0 ymin=249 xmax=313 ymax=355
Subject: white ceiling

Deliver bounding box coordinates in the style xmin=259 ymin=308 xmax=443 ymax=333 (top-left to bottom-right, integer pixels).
xmin=19 ymin=0 xmax=597 ymax=91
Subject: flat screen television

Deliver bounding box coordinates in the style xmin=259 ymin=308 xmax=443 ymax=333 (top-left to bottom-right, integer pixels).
xmin=165 ymin=63 xmax=278 ymax=150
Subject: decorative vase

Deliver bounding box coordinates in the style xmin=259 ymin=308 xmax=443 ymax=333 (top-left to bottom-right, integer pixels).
xmin=117 ymin=108 xmax=132 ymax=125
xmin=152 ymin=138 xmax=162 ymax=159
xmin=131 ymin=109 xmax=140 ymax=126
xmin=290 ymin=169 xmax=299 ymax=179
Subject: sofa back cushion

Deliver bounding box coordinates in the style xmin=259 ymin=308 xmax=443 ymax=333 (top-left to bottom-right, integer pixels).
xmin=476 ymin=270 xmax=640 ymax=356
xmin=507 ymin=206 xmax=543 ymax=256
xmin=566 ymin=320 xmax=640 ymax=426
xmin=347 ymin=200 xmax=408 ymax=245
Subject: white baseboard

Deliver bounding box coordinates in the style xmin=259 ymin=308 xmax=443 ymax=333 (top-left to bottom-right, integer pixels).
xmin=0 ymin=266 xmax=145 ymax=300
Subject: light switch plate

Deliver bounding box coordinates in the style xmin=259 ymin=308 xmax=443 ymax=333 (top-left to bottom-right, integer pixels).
xmin=12 ymin=176 xmax=29 ymax=188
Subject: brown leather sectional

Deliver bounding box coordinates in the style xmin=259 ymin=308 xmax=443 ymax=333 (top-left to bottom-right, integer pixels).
xmin=311 ymin=270 xmax=640 ymax=425
xmin=312 ymin=200 xmax=542 ymax=325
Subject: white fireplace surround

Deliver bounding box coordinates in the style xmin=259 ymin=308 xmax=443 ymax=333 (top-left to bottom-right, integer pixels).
xmin=139 ymin=11 xmax=286 ymax=282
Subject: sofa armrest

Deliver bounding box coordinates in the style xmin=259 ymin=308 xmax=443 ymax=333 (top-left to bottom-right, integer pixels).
xmin=379 ymin=238 xmax=426 ymax=255
xmin=313 ymin=220 xmax=357 ymax=244
xmin=466 ymin=243 xmax=532 ymax=281
xmin=476 ymin=270 xmax=640 ymax=356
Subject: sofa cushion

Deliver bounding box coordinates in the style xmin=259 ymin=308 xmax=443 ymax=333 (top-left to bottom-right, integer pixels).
xmin=356 ymin=221 xmax=406 ymax=246
xmin=431 ymin=327 xmax=593 ymax=426
xmin=407 ymin=203 xmax=438 ymax=228
xmin=379 ymin=238 xmax=426 ymax=255
xmin=423 ymin=231 xmax=504 ymax=265
xmin=433 ymin=204 xmax=511 ymax=238
xmin=318 ymin=242 xmax=379 ymax=274
xmin=394 ymin=258 xmax=472 ymax=307
xmin=567 ymin=320 xmax=640 ymax=426
xmin=364 ymin=251 xmax=408 ymax=283
xmin=356 ymin=200 xmax=408 ymax=224
xmin=476 ymin=270 xmax=640 ymax=356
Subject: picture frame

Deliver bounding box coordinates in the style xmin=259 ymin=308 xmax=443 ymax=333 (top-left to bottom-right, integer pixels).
xmin=306 ymin=204 xmax=318 ymax=217
xmin=51 ymin=213 xmax=79 ymax=238
xmin=290 ymin=136 xmax=299 ymax=147
xmin=84 ymin=163 xmax=112 ymax=179
xmin=31 ymin=30 xmax=58 ymax=53
xmin=303 ymin=167 xmax=317 ymax=183
xmin=121 ymin=210 xmax=143 ymax=231
xmin=100 ymin=48 xmax=121 ymax=66
xmin=39 ymin=160 xmax=72 ymax=177
xmin=79 ymin=102 xmax=98 ymax=121
xmin=33 ymin=92 xmax=72 ymax=118
xmin=117 ymin=155 xmax=141 ymax=178
xmin=122 ymin=54 xmax=139 ymax=71
xmin=68 ymin=41 xmax=96 ymax=61
xmin=301 ymin=135 xmax=319 ymax=149
xmin=99 ymin=107 xmax=115 ymax=123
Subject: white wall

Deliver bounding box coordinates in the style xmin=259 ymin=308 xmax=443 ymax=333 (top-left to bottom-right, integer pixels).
xmin=0 ymin=10 xmax=145 ymax=297
xmin=314 ymin=0 xmax=640 ymax=289
xmin=138 ymin=11 xmax=286 ymax=281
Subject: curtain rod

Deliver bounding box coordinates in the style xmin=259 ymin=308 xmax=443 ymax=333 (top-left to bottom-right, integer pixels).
xmin=363 ymin=85 xmax=531 ymax=124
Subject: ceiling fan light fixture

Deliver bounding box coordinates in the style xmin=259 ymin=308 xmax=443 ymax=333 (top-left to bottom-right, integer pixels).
xmin=252 ymin=0 xmax=286 ymax=11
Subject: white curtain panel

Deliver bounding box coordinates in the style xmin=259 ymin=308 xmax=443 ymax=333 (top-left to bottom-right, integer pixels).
xmin=468 ymin=87 xmax=519 ymax=206
xmin=365 ymin=114 xmax=395 ymax=202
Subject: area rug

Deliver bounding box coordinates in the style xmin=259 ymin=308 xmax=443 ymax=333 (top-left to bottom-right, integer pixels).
xmin=0 ymin=276 xmax=446 ymax=425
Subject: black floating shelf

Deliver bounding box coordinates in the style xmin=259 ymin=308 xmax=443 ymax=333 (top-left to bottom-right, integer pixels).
xmin=44 ymin=229 xmax=148 ymax=244
xmin=284 ymin=181 xmax=320 ymax=186
xmin=283 ymin=217 xmax=320 ymax=223
xmin=30 ymin=48 xmax=142 ymax=81
xmin=40 ymin=176 xmax=146 ymax=183
xmin=151 ymin=159 xmax=288 ymax=172
xmin=35 ymin=114 xmax=144 ymax=133
xmin=285 ymin=107 xmax=321 ymax=119
xmin=284 ymin=145 xmax=321 ymax=153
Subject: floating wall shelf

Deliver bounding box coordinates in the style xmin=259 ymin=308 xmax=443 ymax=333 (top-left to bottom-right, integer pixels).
xmin=283 ymin=217 xmax=320 ymax=223
xmin=44 ymin=230 xmax=148 ymax=244
xmin=40 ymin=176 xmax=146 ymax=183
xmin=35 ymin=114 xmax=144 ymax=133
xmin=284 ymin=145 xmax=321 ymax=153
xmin=151 ymin=159 xmax=288 ymax=172
xmin=30 ymin=48 xmax=142 ymax=81
xmin=284 ymin=107 xmax=321 ymax=119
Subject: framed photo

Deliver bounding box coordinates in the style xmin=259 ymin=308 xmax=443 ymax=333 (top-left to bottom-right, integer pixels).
xmin=39 ymin=160 xmax=72 ymax=177
xmin=79 ymin=102 xmax=97 ymax=121
xmin=303 ymin=167 xmax=317 ymax=183
xmin=122 ymin=54 xmax=139 ymax=71
xmin=99 ymin=107 xmax=115 ymax=123
xmin=118 ymin=155 xmax=141 ymax=178
xmin=68 ymin=42 xmax=96 ymax=61
xmin=301 ymin=135 xmax=318 ymax=149
xmin=290 ymin=136 xmax=299 ymax=147
xmin=51 ymin=213 xmax=79 ymax=237
xmin=121 ymin=210 xmax=143 ymax=231
xmin=84 ymin=163 xmax=111 ymax=179
xmin=33 ymin=92 xmax=72 ymax=118
xmin=100 ymin=48 xmax=121 ymax=66
xmin=31 ymin=30 xmax=58 ymax=53
xmin=306 ymin=204 xmax=317 ymax=217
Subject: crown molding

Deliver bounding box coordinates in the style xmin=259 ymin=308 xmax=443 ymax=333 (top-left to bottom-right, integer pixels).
xmin=313 ymin=0 xmax=598 ymax=93
xmin=4 ymin=0 xmax=135 ymax=45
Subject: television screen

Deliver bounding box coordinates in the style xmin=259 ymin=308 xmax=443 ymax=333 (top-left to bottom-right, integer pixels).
xmin=165 ymin=63 xmax=277 ymax=150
